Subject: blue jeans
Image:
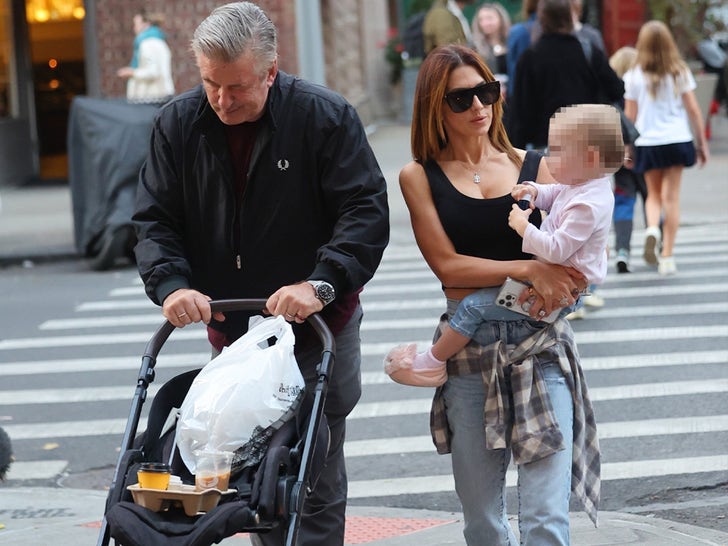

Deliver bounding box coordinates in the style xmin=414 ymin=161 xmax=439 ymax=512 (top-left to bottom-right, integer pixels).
xmin=442 ymin=303 xmax=574 ymax=546
xmin=449 ymin=287 xmax=577 ymax=339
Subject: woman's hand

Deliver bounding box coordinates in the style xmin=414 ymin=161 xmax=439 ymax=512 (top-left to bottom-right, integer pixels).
xmin=518 ymin=262 xmax=587 ymax=318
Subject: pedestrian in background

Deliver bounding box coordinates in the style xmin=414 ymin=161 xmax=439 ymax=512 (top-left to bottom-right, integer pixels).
xmin=570 ymin=0 xmax=604 ymax=53
xmin=423 ymin=0 xmax=476 ymax=55
xmin=116 ymin=10 xmax=175 ymax=103
xmin=609 ymin=46 xmax=647 ymax=274
xmin=508 ymin=0 xmax=623 ymax=151
xmin=471 ymin=3 xmax=511 ymax=78
xmin=505 ymin=0 xmax=539 ymax=98
xmin=624 ymin=20 xmax=709 ymax=275
xmin=132 ymin=2 xmax=389 ymax=544
xmin=397 ymin=43 xmax=599 ymax=545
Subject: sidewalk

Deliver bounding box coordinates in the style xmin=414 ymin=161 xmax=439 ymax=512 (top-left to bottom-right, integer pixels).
xmin=1 ymin=486 xmax=728 ymax=545
xmin=1 ymin=119 xmax=728 ymax=545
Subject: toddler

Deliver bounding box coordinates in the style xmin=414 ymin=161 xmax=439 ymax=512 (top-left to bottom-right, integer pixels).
xmin=385 ymin=103 xmax=623 ymax=386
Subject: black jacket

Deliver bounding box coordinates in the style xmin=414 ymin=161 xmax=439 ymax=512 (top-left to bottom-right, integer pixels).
xmin=508 ymin=32 xmax=624 ymax=149
xmin=133 ymin=71 xmax=389 ymax=341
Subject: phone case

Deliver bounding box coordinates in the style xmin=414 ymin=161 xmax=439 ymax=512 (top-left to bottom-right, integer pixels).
xmin=495 ymin=277 xmax=561 ymax=323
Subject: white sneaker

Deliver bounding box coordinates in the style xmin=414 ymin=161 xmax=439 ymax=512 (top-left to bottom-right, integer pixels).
xmin=658 ymin=256 xmax=677 ymax=276
xmin=643 ymin=226 xmax=661 ymax=266
xmin=582 ymin=293 xmax=605 ymax=308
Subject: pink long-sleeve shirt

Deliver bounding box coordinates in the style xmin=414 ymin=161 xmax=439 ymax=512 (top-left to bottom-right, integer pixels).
xmin=522 ymin=177 xmax=614 ymax=285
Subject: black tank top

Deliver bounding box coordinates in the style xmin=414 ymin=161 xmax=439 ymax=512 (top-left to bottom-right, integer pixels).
xmin=424 ymin=150 xmax=543 ymax=261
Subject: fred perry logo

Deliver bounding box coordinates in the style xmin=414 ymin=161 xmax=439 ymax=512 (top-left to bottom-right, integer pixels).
xmin=277 ymin=159 xmax=290 ymax=171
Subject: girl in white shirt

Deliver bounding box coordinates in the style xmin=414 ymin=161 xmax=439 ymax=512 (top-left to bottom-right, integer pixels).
xmin=623 ymin=20 xmax=709 ymax=275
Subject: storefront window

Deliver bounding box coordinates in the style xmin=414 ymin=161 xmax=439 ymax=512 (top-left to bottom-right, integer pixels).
xmin=0 ymin=0 xmax=13 ymax=117
xmin=26 ymin=0 xmax=84 ymax=23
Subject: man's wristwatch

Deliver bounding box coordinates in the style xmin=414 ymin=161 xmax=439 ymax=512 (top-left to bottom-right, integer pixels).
xmin=309 ymin=280 xmax=336 ymax=306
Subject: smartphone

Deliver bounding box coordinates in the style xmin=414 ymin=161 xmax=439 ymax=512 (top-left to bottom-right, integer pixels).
xmin=495 ymin=277 xmax=561 ymax=323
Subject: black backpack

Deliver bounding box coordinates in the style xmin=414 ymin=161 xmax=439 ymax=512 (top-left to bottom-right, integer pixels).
xmin=402 ymin=12 xmax=427 ymax=61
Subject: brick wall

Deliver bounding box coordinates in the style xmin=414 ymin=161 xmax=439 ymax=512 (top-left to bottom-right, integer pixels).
xmin=91 ymin=0 xmax=392 ymax=124
xmin=92 ymin=0 xmax=298 ymax=99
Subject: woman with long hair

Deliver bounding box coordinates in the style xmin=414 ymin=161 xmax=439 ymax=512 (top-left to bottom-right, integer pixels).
xmin=399 ymin=43 xmax=599 ymax=545
xmin=471 ymin=3 xmax=511 ymax=76
xmin=624 ymin=20 xmax=709 ymax=275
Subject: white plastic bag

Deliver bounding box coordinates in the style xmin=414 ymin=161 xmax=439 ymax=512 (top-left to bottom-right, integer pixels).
xmin=176 ymin=315 xmax=305 ymax=474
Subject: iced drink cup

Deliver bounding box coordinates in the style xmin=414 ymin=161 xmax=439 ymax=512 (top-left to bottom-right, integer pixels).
xmin=194 ymin=450 xmax=233 ymax=491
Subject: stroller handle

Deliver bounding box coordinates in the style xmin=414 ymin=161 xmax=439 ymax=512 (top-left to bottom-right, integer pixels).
xmin=143 ymin=298 xmax=334 ymax=359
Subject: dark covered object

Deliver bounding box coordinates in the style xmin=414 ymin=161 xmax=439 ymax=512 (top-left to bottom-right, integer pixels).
xmin=67 ymin=97 xmax=158 ymax=256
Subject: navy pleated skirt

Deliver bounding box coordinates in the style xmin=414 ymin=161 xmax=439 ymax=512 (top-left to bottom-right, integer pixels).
xmin=633 ymin=141 xmax=696 ymax=173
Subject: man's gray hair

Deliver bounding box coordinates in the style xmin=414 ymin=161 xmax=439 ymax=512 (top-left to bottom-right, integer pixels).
xmin=191 ymin=2 xmax=277 ymax=66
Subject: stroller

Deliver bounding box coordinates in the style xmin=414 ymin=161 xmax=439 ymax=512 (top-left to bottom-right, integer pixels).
xmin=97 ymin=299 xmax=335 ymax=546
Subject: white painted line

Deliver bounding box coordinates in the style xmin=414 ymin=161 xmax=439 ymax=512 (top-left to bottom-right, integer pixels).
xmin=580 ymin=350 xmax=728 ymax=371
xmin=346 ymin=415 xmax=728 ymax=456
xmin=363 ymin=350 xmax=728 ymax=384
xmin=2 ymin=323 xmax=725 ymax=353
xmin=39 ymin=314 xmax=165 ymax=330
xmin=359 ymin=324 xmax=728 ymax=355
xmin=76 ymin=299 xmax=154 ymax=311
xmin=109 ymin=286 xmax=146 ymax=297
xmin=349 ymin=379 xmax=728 ymax=418
xmin=4 ymin=419 xmax=128 ymax=440
xmin=4 ymin=460 xmax=68 ymax=481
xmin=0 ymin=329 xmax=205 ymax=350
xmin=0 ymin=353 xmax=210 ymax=376
xmin=347 ymin=455 xmax=728 ymax=498
xmin=0 ymin=385 xmax=160 ymax=405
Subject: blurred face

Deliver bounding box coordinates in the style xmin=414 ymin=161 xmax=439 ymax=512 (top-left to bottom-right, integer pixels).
xmin=197 ymin=52 xmax=278 ymax=125
xmin=442 ymin=66 xmax=496 ymax=139
xmin=132 ymin=14 xmax=147 ymax=35
xmin=477 ymin=8 xmax=501 ymax=36
xmin=547 ymin=118 xmax=591 ymax=185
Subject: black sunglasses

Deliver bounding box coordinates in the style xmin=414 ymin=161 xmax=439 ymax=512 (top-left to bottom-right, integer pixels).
xmin=444 ymin=81 xmax=501 ymax=113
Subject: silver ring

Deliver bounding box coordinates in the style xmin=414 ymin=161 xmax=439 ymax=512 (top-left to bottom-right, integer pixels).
xmin=559 ymin=296 xmax=569 ymax=306
xmin=538 ymin=309 xmax=547 ymax=318
xmin=286 ymin=313 xmax=294 ymax=319
xmin=177 ymin=312 xmax=187 ymax=318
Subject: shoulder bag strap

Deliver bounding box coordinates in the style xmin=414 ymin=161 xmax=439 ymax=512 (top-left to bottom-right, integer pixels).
xmin=517 ymin=150 xmax=542 ymax=184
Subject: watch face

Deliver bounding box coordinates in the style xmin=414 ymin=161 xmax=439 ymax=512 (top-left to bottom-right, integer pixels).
xmin=313 ymin=282 xmax=335 ymax=304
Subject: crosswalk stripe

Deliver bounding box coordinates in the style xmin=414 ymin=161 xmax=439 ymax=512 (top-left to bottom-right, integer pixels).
xmin=347 ymin=455 xmax=728 ymax=498
xmin=4 ymin=460 xmax=69 ymax=481
xmin=32 ymin=299 xmax=728 ymax=332
xmin=372 ymin=261 xmax=728 ymax=281
xmin=3 ymin=378 xmax=726 ymax=407
xmin=349 ymin=379 xmax=728 ymax=418
xmin=3 ymin=349 xmax=724 ymax=379
xmin=6 ymin=413 xmax=727 ymax=445
xmin=0 ymin=353 xmax=210 ymax=376
xmin=346 ymin=415 xmax=728 ymax=456
xmin=3 ymin=324 xmax=726 ymax=350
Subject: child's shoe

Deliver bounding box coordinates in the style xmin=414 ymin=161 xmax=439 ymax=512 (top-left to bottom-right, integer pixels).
xmin=384 ymin=345 xmax=447 ymax=387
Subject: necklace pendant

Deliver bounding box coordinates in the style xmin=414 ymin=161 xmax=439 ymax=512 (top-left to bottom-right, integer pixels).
xmin=473 ymin=173 xmax=481 ymax=184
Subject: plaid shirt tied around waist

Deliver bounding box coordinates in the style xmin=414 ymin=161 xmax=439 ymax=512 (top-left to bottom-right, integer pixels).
xmin=429 ymin=316 xmax=601 ymax=526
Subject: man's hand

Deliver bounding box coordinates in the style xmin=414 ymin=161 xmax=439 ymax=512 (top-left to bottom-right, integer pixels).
xmin=162 ymin=289 xmax=225 ymax=327
xmin=266 ymin=282 xmax=324 ymax=323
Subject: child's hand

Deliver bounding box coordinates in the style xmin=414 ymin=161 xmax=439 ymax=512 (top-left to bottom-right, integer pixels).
xmin=511 ymin=183 xmax=537 ymax=202
xmin=508 ymin=204 xmax=531 ymax=237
